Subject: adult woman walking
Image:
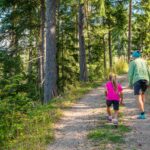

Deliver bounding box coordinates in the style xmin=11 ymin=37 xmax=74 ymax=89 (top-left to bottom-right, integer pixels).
xmin=128 ymin=50 xmax=150 ymax=119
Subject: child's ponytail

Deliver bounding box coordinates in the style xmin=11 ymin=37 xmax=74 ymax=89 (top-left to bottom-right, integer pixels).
xmin=109 ymin=73 xmax=118 ymax=92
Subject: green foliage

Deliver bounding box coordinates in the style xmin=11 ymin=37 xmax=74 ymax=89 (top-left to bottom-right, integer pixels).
xmin=88 ymin=63 xmax=104 ymax=81
xmin=0 ymin=79 xmax=101 ymax=150
xmin=0 ymin=101 xmax=61 ymax=150
xmin=0 ymin=51 xmax=22 ymax=78
xmin=0 ymin=0 xmax=150 ymax=149
xmin=132 ymin=0 xmax=150 ymax=53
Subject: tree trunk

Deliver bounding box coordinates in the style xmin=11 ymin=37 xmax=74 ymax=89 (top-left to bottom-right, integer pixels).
xmin=78 ymin=3 xmax=88 ymax=82
xmin=61 ymin=30 xmax=64 ymax=92
xmin=56 ymin=0 xmax=61 ymax=92
xmin=108 ymin=28 xmax=112 ymax=70
xmin=103 ymin=35 xmax=107 ymax=77
xmin=28 ymin=48 xmax=32 ymax=80
xmin=128 ymin=0 xmax=132 ymax=63
xmin=117 ymin=36 xmax=121 ymax=57
xmin=40 ymin=0 xmax=45 ymax=86
xmin=44 ymin=0 xmax=57 ymax=103
xmin=38 ymin=0 xmax=45 ymax=90
xmin=86 ymin=0 xmax=91 ymax=65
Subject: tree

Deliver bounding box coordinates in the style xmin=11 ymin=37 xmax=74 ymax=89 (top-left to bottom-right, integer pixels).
xmin=108 ymin=25 xmax=112 ymax=69
xmin=132 ymin=0 xmax=150 ymax=56
xmin=40 ymin=0 xmax=45 ymax=86
xmin=128 ymin=0 xmax=132 ymax=62
xmin=38 ymin=0 xmax=45 ymax=101
xmin=44 ymin=0 xmax=58 ymax=103
xmin=103 ymin=35 xmax=107 ymax=77
xmin=78 ymin=2 xmax=88 ymax=81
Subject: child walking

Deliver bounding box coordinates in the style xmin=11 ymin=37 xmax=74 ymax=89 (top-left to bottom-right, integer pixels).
xmin=105 ymin=73 xmax=124 ymax=126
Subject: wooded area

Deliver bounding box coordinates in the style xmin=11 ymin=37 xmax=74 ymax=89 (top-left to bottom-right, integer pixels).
xmin=0 ymin=0 xmax=150 ymax=149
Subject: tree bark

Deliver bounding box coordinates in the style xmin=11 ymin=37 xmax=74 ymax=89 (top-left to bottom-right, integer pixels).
xmin=78 ymin=3 xmax=88 ymax=82
xmin=44 ymin=0 xmax=57 ymax=103
xmin=28 ymin=48 xmax=33 ymax=80
xmin=56 ymin=0 xmax=61 ymax=92
xmin=40 ymin=0 xmax=45 ymax=86
xmin=86 ymin=0 xmax=91 ymax=65
xmin=128 ymin=0 xmax=132 ymax=63
xmin=61 ymin=30 xmax=64 ymax=92
xmin=108 ymin=28 xmax=112 ymax=70
xmin=117 ymin=36 xmax=121 ymax=57
xmin=38 ymin=0 xmax=45 ymax=89
xmin=103 ymin=35 xmax=107 ymax=77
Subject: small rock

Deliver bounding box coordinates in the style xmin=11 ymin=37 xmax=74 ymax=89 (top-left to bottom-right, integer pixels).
xmin=138 ymin=143 xmax=142 ymax=146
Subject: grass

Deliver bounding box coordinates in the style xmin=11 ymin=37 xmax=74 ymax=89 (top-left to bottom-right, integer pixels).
xmin=2 ymin=80 xmax=101 ymax=150
xmin=88 ymin=124 xmax=131 ymax=144
xmin=113 ymin=58 xmax=128 ymax=75
xmin=2 ymin=104 xmax=61 ymax=150
xmin=88 ymin=104 xmax=131 ymax=149
xmin=103 ymin=58 xmax=128 ymax=80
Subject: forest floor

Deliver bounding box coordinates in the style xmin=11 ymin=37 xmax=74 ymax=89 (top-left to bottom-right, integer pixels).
xmin=47 ymin=75 xmax=150 ymax=150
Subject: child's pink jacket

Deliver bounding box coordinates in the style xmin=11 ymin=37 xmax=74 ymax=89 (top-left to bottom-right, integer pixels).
xmin=105 ymin=81 xmax=123 ymax=101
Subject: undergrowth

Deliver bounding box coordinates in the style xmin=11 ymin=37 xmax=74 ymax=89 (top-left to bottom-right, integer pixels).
xmin=1 ymin=58 xmax=128 ymax=149
xmin=1 ymin=81 xmax=101 ymax=150
xmin=113 ymin=58 xmax=128 ymax=75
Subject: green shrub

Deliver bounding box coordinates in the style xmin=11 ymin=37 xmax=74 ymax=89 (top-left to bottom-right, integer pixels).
xmin=88 ymin=63 xmax=104 ymax=81
xmin=0 ymin=78 xmax=101 ymax=150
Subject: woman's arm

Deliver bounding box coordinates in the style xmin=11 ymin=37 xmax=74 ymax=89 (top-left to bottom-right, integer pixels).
xmin=128 ymin=61 xmax=135 ymax=88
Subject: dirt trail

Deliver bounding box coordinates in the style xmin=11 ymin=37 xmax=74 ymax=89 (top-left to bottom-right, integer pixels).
xmin=47 ymin=75 xmax=150 ymax=150
xmin=123 ymin=84 xmax=150 ymax=150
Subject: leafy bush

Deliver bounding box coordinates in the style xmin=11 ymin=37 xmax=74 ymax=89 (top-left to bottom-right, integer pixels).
xmin=88 ymin=63 xmax=104 ymax=81
xmin=0 ymin=75 xmax=100 ymax=149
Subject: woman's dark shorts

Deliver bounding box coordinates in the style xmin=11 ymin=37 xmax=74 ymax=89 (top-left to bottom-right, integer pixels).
xmin=133 ymin=79 xmax=148 ymax=95
xmin=106 ymin=100 xmax=119 ymax=110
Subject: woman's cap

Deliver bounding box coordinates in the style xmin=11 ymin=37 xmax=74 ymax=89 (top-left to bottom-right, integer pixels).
xmin=132 ymin=50 xmax=141 ymax=58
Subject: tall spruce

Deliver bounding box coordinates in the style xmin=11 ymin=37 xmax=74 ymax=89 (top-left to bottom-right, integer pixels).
xmin=128 ymin=0 xmax=132 ymax=62
xmin=39 ymin=0 xmax=45 ymax=88
xmin=44 ymin=0 xmax=58 ymax=103
xmin=78 ymin=2 xmax=88 ymax=82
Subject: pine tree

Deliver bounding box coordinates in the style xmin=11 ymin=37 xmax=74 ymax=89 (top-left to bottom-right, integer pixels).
xmin=78 ymin=2 xmax=88 ymax=81
xmin=44 ymin=0 xmax=58 ymax=103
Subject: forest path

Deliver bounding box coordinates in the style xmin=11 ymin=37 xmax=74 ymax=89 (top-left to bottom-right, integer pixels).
xmin=47 ymin=75 xmax=150 ymax=150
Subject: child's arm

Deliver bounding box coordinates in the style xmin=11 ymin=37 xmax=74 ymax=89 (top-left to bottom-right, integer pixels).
xmin=105 ymin=90 xmax=107 ymax=97
xmin=120 ymin=92 xmax=125 ymax=106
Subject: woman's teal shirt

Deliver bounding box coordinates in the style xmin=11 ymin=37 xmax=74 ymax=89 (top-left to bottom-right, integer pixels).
xmin=128 ymin=58 xmax=150 ymax=86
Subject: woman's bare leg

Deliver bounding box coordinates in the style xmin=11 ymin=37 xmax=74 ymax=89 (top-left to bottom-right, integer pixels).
xmin=136 ymin=94 xmax=144 ymax=112
xmin=141 ymin=94 xmax=145 ymax=103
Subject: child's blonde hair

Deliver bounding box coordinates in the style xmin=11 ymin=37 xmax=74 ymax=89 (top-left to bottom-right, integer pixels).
xmin=108 ymin=73 xmax=118 ymax=91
